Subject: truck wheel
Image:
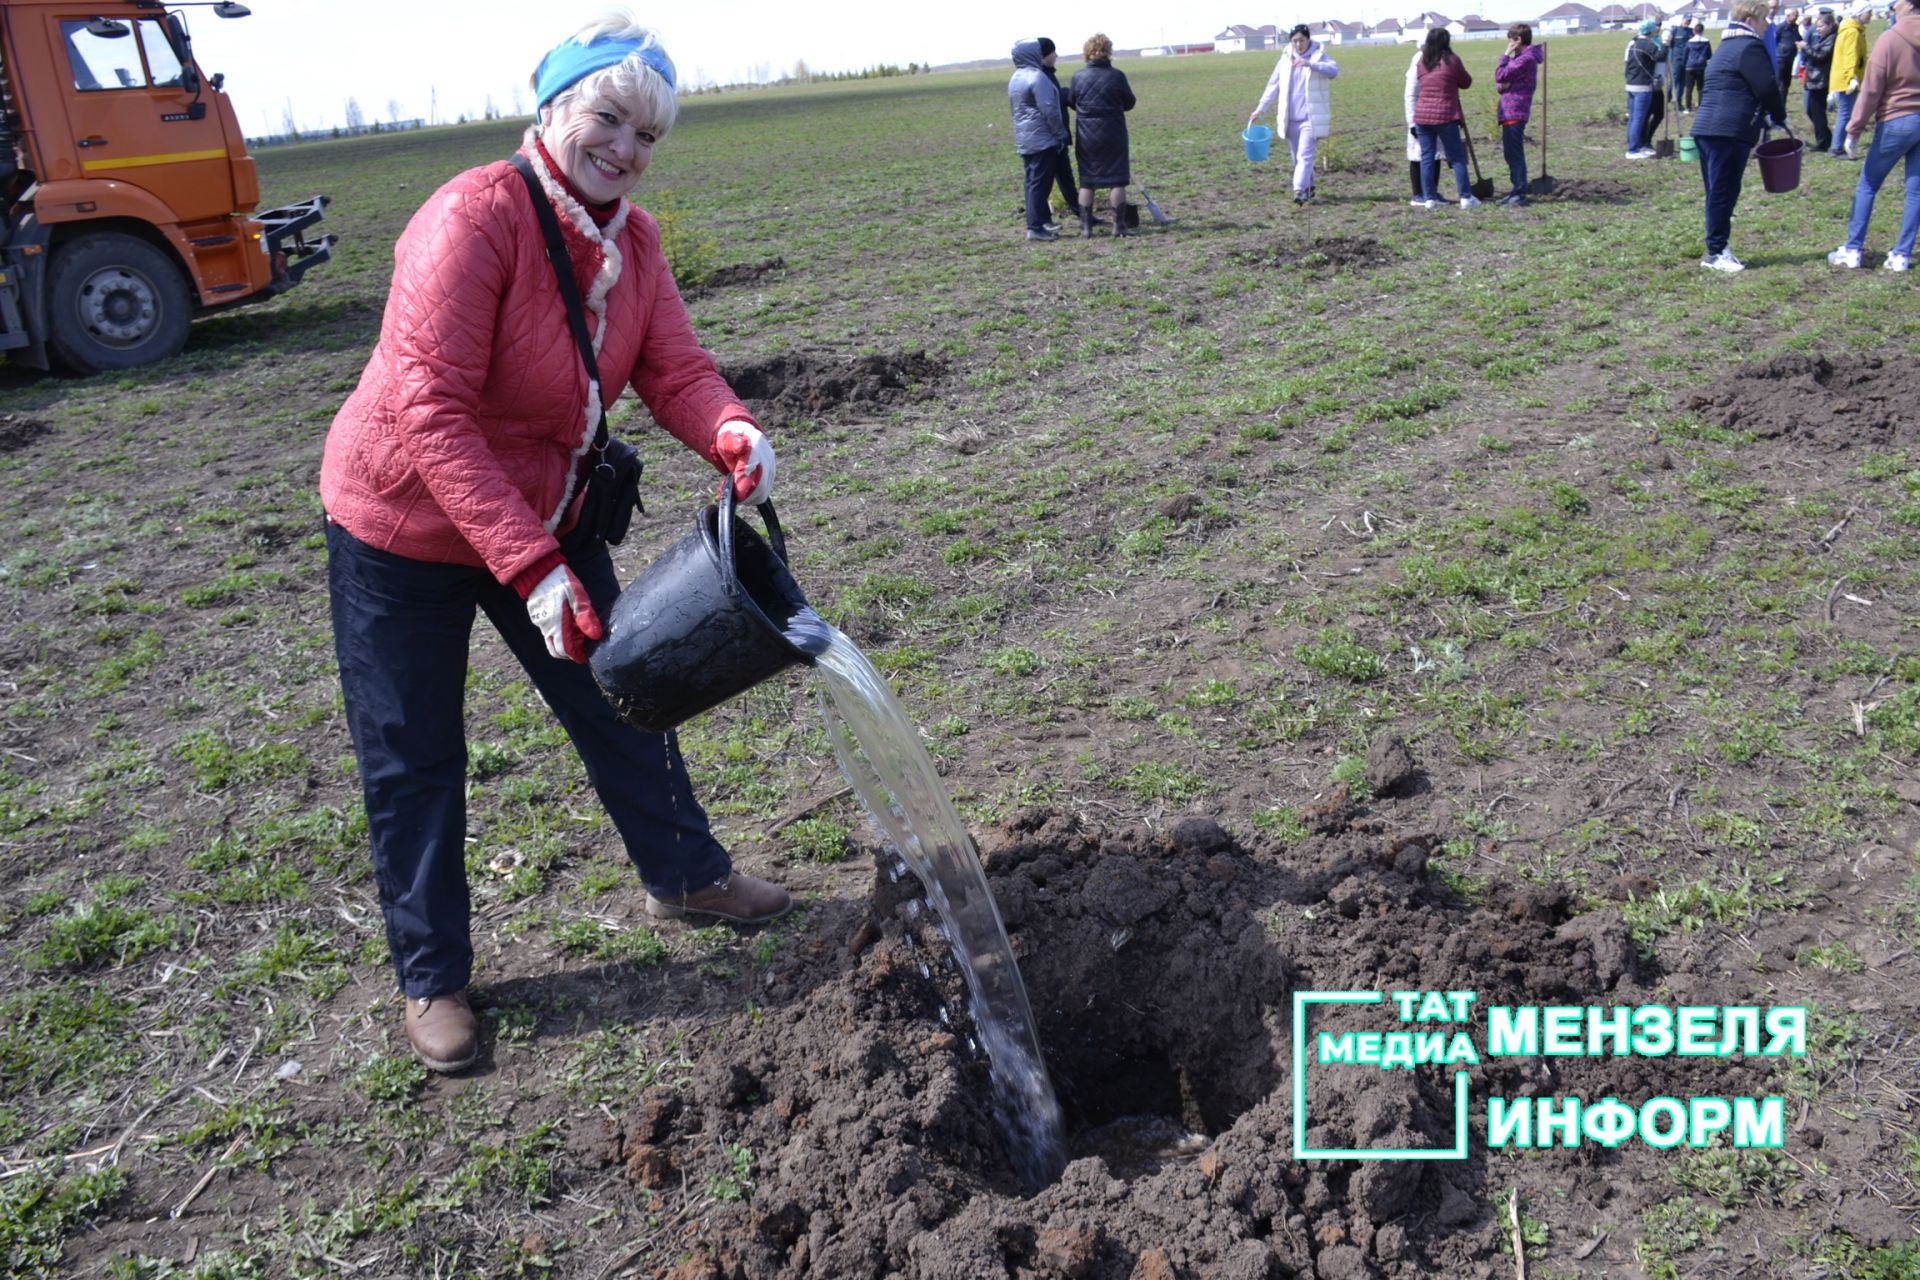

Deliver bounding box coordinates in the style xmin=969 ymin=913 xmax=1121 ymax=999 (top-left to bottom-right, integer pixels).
xmin=47 ymin=233 xmax=193 ymax=375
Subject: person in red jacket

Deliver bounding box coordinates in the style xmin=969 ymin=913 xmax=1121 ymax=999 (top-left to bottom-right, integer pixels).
xmin=320 ymin=13 xmax=791 ymax=1074
xmin=1410 ymin=28 xmax=1479 ymax=208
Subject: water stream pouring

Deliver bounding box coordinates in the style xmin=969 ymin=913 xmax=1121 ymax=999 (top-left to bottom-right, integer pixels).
xmin=593 ymin=500 xmax=1068 ymax=1188
xmin=792 ymin=608 xmax=1069 ymax=1190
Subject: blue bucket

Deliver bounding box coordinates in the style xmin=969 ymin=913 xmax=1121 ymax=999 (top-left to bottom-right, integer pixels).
xmin=1242 ymin=124 xmax=1273 ymax=162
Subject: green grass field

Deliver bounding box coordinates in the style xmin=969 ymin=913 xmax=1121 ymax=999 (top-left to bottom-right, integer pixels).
xmin=2 ymin=29 xmax=1918 ymax=1278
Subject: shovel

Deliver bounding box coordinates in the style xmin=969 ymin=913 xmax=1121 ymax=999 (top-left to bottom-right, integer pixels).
xmin=1532 ymin=56 xmax=1557 ymax=196
xmin=1138 ymin=187 xmax=1174 ymax=227
xmin=1460 ymin=119 xmax=1497 ymax=201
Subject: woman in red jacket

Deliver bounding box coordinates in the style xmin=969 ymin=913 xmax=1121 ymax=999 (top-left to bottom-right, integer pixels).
xmin=320 ymin=14 xmax=790 ymax=1073
xmin=1411 ymin=28 xmax=1480 ymax=208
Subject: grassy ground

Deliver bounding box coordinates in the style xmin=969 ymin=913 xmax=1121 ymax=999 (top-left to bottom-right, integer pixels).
xmin=2 ymin=30 xmax=1918 ymax=1279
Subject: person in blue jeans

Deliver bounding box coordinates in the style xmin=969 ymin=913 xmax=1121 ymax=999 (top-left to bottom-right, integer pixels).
xmin=1829 ymin=1 xmax=1874 ymax=153
xmin=1624 ymin=19 xmax=1664 ymax=156
xmin=1829 ymin=0 xmax=1920 ymax=269
xmin=1495 ymin=23 xmax=1545 ymax=205
xmin=1691 ymin=0 xmax=1789 ymax=271
xmin=1411 ymin=28 xmax=1478 ymax=207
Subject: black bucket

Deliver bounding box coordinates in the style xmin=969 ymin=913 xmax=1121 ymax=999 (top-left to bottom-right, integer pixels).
xmin=591 ymin=490 xmax=816 ymax=733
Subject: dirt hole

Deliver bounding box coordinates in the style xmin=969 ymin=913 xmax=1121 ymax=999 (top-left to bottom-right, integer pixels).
xmin=717 ymin=349 xmax=946 ymax=422
xmin=1686 ymin=352 xmax=1920 ymax=448
xmin=0 ymin=416 xmax=51 ymax=453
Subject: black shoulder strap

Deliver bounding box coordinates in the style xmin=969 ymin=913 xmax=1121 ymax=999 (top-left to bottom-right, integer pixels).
xmin=510 ymin=151 xmax=608 ymax=456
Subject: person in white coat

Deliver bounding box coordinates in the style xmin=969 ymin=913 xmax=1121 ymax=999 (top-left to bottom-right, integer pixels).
xmin=1249 ymin=25 xmax=1340 ymax=204
xmin=1404 ymin=46 xmax=1426 ymax=197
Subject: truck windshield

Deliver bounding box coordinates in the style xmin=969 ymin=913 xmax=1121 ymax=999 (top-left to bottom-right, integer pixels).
xmin=61 ymin=20 xmax=185 ymax=91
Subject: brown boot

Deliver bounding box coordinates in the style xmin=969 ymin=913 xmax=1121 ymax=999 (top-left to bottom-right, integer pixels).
xmin=404 ymin=990 xmax=479 ymax=1073
xmin=646 ymin=873 xmax=793 ymax=924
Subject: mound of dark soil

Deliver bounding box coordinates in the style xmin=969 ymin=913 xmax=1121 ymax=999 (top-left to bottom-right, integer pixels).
xmin=718 ymin=350 xmax=946 ymax=422
xmin=1238 ymin=237 xmax=1393 ymax=272
xmin=1534 ymin=177 xmax=1634 ymax=204
xmin=608 ymin=810 xmax=1749 ymax=1280
xmin=0 ymin=415 xmax=50 ymax=453
xmin=1686 ymin=354 xmax=1920 ymax=448
xmin=687 ymin=258 xmax=787 ymax=298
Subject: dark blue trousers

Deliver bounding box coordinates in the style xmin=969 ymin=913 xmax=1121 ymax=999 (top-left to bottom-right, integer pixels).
xmin=1501 ymin=121 xmax=1529 ymax=195
xmin=327 ymin=522 xmax=730 ymax=998
xmin=1695 ymin=134 xmax=1752 ymax=256
xmin=1021 ymin=150 xmax=1055 ymax=231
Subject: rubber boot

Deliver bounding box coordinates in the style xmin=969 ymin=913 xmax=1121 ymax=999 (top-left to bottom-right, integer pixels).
xmin=1409 ymin=160 xmax=1423 ymax=198
xmin=1079 ymin=201 xmax=1093 ymax=238
xmin=1113 ymin=202 xmax=1136 ymax=237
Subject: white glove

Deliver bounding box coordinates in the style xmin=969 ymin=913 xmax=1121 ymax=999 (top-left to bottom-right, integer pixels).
xmin=523 ymin=564 xmax=602 ymax=663
xmin=714 ymin=420 xmax=775 ymax=506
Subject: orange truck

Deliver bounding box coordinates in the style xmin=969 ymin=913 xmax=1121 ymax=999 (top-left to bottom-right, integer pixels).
xmin=0 ymin=0 xmax=332 ymax=373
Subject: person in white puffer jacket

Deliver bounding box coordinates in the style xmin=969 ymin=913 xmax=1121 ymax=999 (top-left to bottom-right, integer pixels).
xmin=1249 ymin=25 xmax=1340 ymax=205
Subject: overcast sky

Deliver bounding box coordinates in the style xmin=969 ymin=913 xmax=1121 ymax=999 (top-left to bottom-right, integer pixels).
xmin=181 ymin=1 xmax=1402 ymax=136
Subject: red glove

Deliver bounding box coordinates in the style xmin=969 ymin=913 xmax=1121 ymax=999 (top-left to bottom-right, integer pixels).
xmin=515 ymin=558 xmax=603 ymax=663
xmin=714 ymin=420 xmax=775 ymax=505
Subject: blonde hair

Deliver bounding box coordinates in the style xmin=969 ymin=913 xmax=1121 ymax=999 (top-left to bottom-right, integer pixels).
xmin=1730 ymin=0 xmax=1772 ymax=24
xmin=1084 ymin=33 xmax=1114 ymax=60
xmin=535 ymin=10 xmax=678 ymax=139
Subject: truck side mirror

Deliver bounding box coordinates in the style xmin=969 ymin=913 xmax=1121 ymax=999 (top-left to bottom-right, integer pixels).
xmin=213 ymin=2 xmax=252 ymax=15
xmin=85 ymin=17 xmax=131 ymax=37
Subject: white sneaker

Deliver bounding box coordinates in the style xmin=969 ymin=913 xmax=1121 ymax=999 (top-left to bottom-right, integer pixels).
xmin=1829 ymin=246 xmax=1862 ymax=268
xmin=1700 ymin=249 xmax=1746 ymax=273
xmin=1885 ymin=252 xmax=1911 ymax=272
xmin=1625 ymin=148 xmax=1656 ymax=159
xmin=1458 ymin=194 xmax=1484 ymax=208
xmin=1408 ymin=198 xmax=1438 ymax=209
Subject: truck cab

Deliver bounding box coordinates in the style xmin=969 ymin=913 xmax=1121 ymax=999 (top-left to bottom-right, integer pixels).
xmin=0 ymin=0 xmax=332 ymax=373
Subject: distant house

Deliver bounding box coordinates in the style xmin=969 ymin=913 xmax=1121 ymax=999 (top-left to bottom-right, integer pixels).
xmin=1629 ymin=2 xmax=1666 ymax=18
xmin=1214 ymin=23 xmax=1273 ymax=52
xmin=1670 ymin=0 xmax=1728 ymax=22
xmin=1536 ymin=1 xmax=1604 ymax=32
xmin=1374 ymin=15 xmax=1405 ymax=35
xmin=1597 ymin=3 xmax=1637 ymax=25
xmin=1448 ymin=13 xmax=1508 ymax=37
xmin=1307 ymin=19 xmax=1370 ymax=43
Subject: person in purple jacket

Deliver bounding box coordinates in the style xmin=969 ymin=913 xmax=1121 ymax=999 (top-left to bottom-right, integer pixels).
xmin=1495 ymin=23 xmax=1545 ymax=205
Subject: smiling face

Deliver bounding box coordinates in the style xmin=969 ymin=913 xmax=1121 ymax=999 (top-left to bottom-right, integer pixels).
xmin=542 ymin=94 xmax=656 ymax=203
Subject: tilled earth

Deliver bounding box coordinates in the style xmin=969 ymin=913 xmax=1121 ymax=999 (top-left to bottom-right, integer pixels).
xmin=591 ymin=802 xmax=1787 ymax=1280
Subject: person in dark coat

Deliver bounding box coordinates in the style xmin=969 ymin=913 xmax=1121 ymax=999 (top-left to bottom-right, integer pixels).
xmin=1009 ymin=38 xmax=1070 ymax=240
xmin=1691 ymin=0 xmax=1790 ymax=271
xmin=1668 ymin=16 xmax=1694 ymax=110
xmin=1069 ymin=33 xmax=1137 ymax=236
xmin=1038 ymin=38 xmax=1091 ymax=229
xmin=1805 ymin=9 xmax=1839 ymax=149
xmin=1775 ymin=7 xmax=1805 ymax=102
xmin=1624 ymin=19 xmax=1665 ymax=156
xmin=1684 ymin=22 xmax=1715 ymax=111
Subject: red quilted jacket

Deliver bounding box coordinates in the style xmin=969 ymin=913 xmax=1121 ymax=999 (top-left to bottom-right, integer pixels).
xmin=320 ymin=146 xmax=757 ymax=586
xmin=1413 ymin=54 xmax=1473 ymax=125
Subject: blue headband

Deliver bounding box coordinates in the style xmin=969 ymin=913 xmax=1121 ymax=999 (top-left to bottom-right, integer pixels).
xmin=533 ymin=35 xmax=675 ymax=108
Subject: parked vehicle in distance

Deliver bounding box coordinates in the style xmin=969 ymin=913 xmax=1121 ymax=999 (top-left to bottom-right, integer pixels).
xmin=0 ymin=0 xmax=333 ymax=373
